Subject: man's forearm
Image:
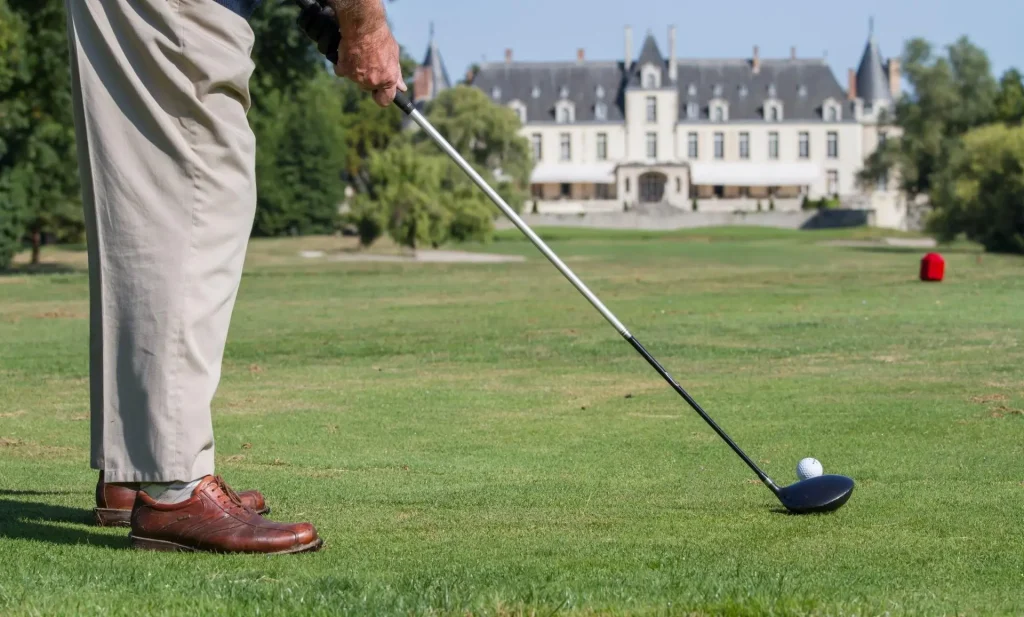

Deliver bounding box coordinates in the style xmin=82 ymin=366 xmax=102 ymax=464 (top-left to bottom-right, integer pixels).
xmin=327 ymin=0 xmax=388 ymax=37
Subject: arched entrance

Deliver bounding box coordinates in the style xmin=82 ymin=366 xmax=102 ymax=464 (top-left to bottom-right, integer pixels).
xmin=638 ymin=172 xmax=667 ymax=203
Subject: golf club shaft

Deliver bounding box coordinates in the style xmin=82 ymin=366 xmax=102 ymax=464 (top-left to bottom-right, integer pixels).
xmin=399 ymin=100 xmax=780 ymax=494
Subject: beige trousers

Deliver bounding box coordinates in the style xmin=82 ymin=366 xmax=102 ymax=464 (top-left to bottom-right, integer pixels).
xmin=65 ymin=0 xmax=258 ymax=483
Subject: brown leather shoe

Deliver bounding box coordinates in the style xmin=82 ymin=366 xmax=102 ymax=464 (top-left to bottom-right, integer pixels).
xmin=94 ymin=471 xmax=269 ymax=527
xmin=128 ymin=475 xmax=322 ymax=554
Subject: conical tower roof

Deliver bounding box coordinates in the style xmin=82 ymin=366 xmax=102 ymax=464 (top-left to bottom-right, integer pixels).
xmin=856 ymin=18 xmax=890 ymax=104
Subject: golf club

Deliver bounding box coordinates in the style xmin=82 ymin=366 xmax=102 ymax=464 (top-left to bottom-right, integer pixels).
xmin=292 ymin=0 xmax=854 ymax=514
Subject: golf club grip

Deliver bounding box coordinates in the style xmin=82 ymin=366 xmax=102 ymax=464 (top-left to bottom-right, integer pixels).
xmin=291 ymin=0 xmax=414 ymax=114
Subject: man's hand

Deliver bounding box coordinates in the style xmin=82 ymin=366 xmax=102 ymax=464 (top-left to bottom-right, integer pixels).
xmin=328 ymin=0 xmax=407 ymax=108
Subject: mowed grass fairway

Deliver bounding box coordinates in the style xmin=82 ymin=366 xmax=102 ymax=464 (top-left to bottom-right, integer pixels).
xmin=1 ymin=227 xmax=1023 ymax=616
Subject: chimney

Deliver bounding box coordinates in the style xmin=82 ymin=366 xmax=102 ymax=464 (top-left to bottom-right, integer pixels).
xmin=624 ymin=26 xmax=633 ymax=71
xmin=668 ymin=25 xmax=678 ymax=81
xmin=413 ymin=66 xmax=432 ymax=103
xmin=887 ymin=59 xmax=901 ymax=98
xmin=752 ymin=45 xmax=760 ymax=74
xmin=847 ymin=68 xmax=857 ymax=100
xmin=790 ymin=46 xmax=797 ymax=60
xmin=577 ymin=48 xmax=585 ymax=63
xmin=504 ymin=48 xmax=512 ymax=64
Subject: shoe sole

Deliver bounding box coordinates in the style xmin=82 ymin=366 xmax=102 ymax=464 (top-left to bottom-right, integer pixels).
xmin=95 ymin=506 xmax=270 ymax=528
xmin=128 ymin=535 xmax=323 ymax=555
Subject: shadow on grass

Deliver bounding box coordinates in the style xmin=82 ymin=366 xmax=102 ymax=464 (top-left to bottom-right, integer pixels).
xmin=842 ymin=245 xmax=982 ymax=255
xmin=0 ymin=497 xmax=126 ymax=549
xmin=0 ymin=489 xmax=87 ymax=496
xmin=0 ymin=263 xmax=80 ymax=277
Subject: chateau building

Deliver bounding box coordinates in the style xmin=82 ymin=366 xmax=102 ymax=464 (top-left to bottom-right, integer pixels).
xmin=414 ymin=23 xmax=907 ymax=228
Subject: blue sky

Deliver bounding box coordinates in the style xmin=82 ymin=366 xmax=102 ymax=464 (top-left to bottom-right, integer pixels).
xmin=383 ymin=0 xmax=1021 ymax=85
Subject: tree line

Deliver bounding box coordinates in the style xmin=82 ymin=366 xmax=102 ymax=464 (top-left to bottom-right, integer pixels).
xmin=859 ymin=37 xmax=1024 ymax=253
xmin=0 ymin=0 xmax=531 ymax=270
xmin=2 ymin=2 xmax=1023 ymax=271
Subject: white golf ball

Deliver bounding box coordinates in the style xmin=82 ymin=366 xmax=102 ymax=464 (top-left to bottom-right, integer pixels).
xmin=796 ymin=457 xmax=823 ymax=480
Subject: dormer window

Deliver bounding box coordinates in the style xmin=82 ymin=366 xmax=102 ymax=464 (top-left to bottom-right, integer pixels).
xmin=555 ymin=100 xmax=575 ymax=123
xmin=508 ymin=100 xmax=526 ymax=124
xmin=491 ymin=86 xmax=501 ymax=100
xmin=713 ymin=83 xmax=723 ymax=97
xmin=738 ymin=85 xmax=748 ymax=98
xmin=710 ymin=100 xmax=729 ymax=122
xmin=798 ymin=84 xmax=808 ymax=98
xmin=595 ymin=102 xmax=607 ymax=121
xmin=641 ymin=64 xmax=660 ymax=89
xmin=596 ymin=85 xmax=605 ymax=99
xmin=559 ymin=85 xmax=569 ymax=99
xmin=686 ymin=102 xmax=699 ymax=119
xmin=764 ymin=100 xmax=783 ymax=122
xmin=687 ymin=83 xmax=697 ymax=96
xmin=822 ymin=98 xmax=842 ymax=122
xmin=767 ymin=83 xmax=777 ymax=98
xmin=531 ymin=86 xmax=541 ymax=99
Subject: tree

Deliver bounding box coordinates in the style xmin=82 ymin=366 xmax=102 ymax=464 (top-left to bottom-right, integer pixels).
xmin=0 ymin=0 xmax=28 ymax=269
xmin=927 ymin=123 xmax=1024 ymax=253
xmin=859 ymin=36 xmax=999 ymax=200
xmin=995 ymin=69 xmax=1024 ymax=125
xmin=0 ymin=0 xmax=82 ymax=265
xmin=415 ymin=85 xmax=533 ymax=215
xmin=252 ymin=73 xmax=348 ymax=236
xmin=354 ymin=144 xmax=450 ymax=250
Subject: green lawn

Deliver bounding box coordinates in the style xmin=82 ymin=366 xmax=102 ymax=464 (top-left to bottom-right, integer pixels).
xmin=1 ymin=227 xmax=1022 ymax=616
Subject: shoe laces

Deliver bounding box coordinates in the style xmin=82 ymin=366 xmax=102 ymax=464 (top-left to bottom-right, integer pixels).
xmin=212 ymin=475 xmax=251 ymax=513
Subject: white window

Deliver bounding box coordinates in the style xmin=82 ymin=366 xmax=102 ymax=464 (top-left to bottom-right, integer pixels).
xmin=646 ymin=96 xmax=657 ymax=122
xmin=798 ymin=131 xmax=809 ymax=159
xmin=531 ymin=133 xmax=542 ymax=161
xmin=556 ymin=101 xmax=575 ymax=124
xmin=827 ymin=106 xmax=838 ymax=121
xmin=739 ymin=132 xmax=749 ymax=159
xmin=713 ymin=105 xmax=723 ymax=122
xmin=595 ymin=102 xmax=607 ymax=121
xmin=877 ymin=170 xmax=888 ymax=191
xmin=509 ymin=101 xmax=526 ymax=124
xmin=686 ymin=102 xmax=699 ymax=119
xmin=714 ymin=132 xmax=724 ymax=159
xmin=646 ymin=132 xmax=657 ymax=159
xmin=768 ymin=131 xmax=779 ymax=159
xmin=642 ymin=64 xmax=660 ymax=88
xmin=560 ymin=133 xmax=571 ymax=161
xmin=597 ymin=132 xmax=607 ymax=160
xmin=878 ymin=131 xmax=887 ymax=147
xmin=827 ymin=169 xmax=839 ymax=195
xmin=827 ymin=131 xmax=838 ymax=158
xmin=687 ymin=132 xmax=698 ymax=159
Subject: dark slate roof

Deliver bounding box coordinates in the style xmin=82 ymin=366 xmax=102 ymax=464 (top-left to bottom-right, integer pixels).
xmin=470 ymin=62 xmax=628 ymax=122
xmin=675 ymin=59 xmax=849 ymax=121
xmin=628 ymin=33 xmax=668 ymax=87
xmin=855 ymin=36 xmax=890 ymax=104
xmin=421 ymin=39 xmax=452 ymax=97
xmin=472 ymin=55 xmax=850 ymax=123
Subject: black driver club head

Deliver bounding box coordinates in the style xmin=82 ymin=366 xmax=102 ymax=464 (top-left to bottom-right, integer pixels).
xmin=775 ymin=474 xmax=855 ymax=514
